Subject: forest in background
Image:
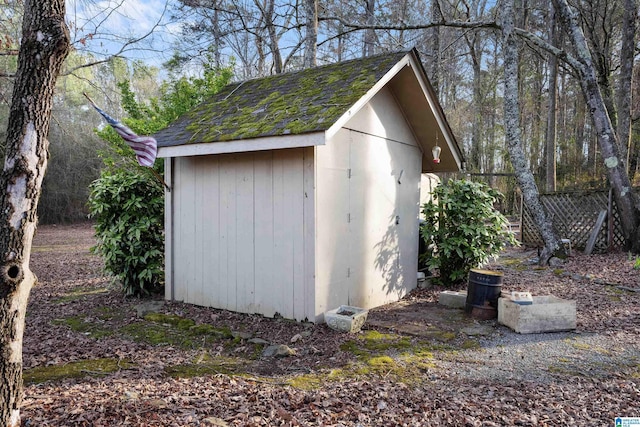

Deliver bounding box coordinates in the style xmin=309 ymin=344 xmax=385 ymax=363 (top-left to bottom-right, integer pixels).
xmin=0 ymin=0 xmax=638 ymax=223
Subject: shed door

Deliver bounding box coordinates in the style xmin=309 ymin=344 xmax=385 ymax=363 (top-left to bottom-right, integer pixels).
xmin=346 ymin=130 xmax=421 ymax=308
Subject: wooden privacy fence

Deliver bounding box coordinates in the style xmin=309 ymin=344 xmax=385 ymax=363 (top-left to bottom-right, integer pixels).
xmin=520 ymin=188 xmax=634 ymax=253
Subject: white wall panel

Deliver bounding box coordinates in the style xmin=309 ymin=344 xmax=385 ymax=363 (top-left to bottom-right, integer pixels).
xmin=346 ymin=86 xmax=421 ymax=153
xmin=253 ymin=151 xmax=276 ymax=316
xmin=235 ymin=158 xmax=255 ymax=313
xmin=200 ymin=156 xmax=221 ymax=308
xmin=315 ymin=132 xmax=350 ymax=319
xmin=168 ymin=149 xmax=314 ymax=321
xmin=315 ymin=86 xmax=422 ymax=318
xmin=218 ymin=155 xmax=237 ymax=311
xmin=302 ymin=147 xmax=316 ymax=321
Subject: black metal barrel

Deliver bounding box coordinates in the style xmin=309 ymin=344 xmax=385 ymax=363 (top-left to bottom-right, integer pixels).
xmin=465 ymin=269 xmax=503 ymax=320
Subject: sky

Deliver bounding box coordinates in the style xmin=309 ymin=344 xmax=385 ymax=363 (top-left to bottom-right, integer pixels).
xmin=66 ymin=0 xmax=180 ymax=67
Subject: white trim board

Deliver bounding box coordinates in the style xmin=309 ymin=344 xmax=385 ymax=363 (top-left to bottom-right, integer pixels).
xmin=158 ymin=132 xmax=325 ymax=158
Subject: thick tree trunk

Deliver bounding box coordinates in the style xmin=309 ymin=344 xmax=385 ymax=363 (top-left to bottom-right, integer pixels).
xmin=0 ymin=1 xmax=69 ymax=425
xmin=303 ymin=0 xmax=318 ymax=68
xmin=545 ymin=2 xmax=558 ymax=193
xmin=616 ymin=0 xmax=636 ymax=169
xmin=502 ymin=0 xmax=563 ymax=265
xmin=554 ymin=0 xmax=640 ymax=252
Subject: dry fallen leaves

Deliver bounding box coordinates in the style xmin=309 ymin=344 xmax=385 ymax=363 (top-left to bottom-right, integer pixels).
xmin=20 ymin=224 xmax=640 ymax=426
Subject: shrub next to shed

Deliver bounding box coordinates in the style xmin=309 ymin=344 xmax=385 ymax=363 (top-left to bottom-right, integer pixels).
xmin=421 ymin=179 xmax=517 ymax=286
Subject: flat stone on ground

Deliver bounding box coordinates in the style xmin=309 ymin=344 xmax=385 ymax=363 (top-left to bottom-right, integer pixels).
xmin=438 ymin=291 xmax=467 ymax=309
xmin=262 ymin=344 xmax=296 ymax=358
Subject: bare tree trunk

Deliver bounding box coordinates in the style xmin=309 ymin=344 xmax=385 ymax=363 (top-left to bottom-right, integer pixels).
xmin=545 ymin=1 xmax=558 ymax=192
xmin=363 ymin=0 xmax=376 ymax=56
xmin=428 ymin=0 xmax=442 ymax=97
xmin=554 ymin=0 xmax=640 ymax=251
xmin=630 ymin=64 xmax=640 ymax=177
xmin=468 ymin=37 xmax=483 ymax=171
xmin=263 ymin=0 xmax=283 ymax=73
xmin=616 ymin=0 xmax=636 ymax=170
xmin=212 ymin=7 xmax=223 ymax=68
xmin=577 ymin=0 xmax=617 ymax=131
xmin=0 ymin=0 xmax=69 ymax=424
xmin=303 ymin=0 xmax=318 ymax=68
xmin=502 ymin=0 xmax=563 ymax=264
xmin=574 ymin=95 xmax=587 ymax=177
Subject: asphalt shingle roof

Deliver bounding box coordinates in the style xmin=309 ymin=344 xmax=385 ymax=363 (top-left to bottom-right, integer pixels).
xmin=155 ymin=51 xmax=410 ymax=147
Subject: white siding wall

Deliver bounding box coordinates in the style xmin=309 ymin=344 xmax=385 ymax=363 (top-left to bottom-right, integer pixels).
xmin=315 ymin=86 xmax=422 ymax=319
xmin=166 ymin=148 xmax=315 ymax=321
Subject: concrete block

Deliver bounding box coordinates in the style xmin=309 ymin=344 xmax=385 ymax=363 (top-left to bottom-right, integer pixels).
xmin=325 ymin=305 xmax=368 ymax=333
xmin=438 ymin=291 xmax=467 ymax=309
xmin=498 ymin=295 xmax=576 ymax=334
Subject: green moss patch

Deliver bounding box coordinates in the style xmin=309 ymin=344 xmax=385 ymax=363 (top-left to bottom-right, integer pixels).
xmin=331 ymin=330 xmax=442 ymax=383
xmin=121 ymin=313 xmax=234 ymax=349
xmin=51 ymin=316 xmax=112 ymax=339
xmin=287 ymin=373 xmax=324 ymax=390
xmin=24 ymin=358 xmax=133 ymax=385
xmin=165 ymin=354 xmax=247 ymax=378
xmin=50 ymin=310 xmax=236 ymax=350
xmin=340 ymin=330 xmax=411 ymax=357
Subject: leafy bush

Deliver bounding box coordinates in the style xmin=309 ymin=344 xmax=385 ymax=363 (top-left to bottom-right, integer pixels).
xmin=421 ymin=179 xmax=518 ymax=286
xmin=89 ymin=169 xmax=164 ymax=296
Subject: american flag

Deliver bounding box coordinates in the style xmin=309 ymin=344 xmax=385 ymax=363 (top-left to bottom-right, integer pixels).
xmin=86 ymin=96 xmax=157 ymax=167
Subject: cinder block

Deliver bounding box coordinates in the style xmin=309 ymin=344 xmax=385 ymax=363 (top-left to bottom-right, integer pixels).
xmin=498 ymin=295 xmax=576 ymax=334
xmin=438 ymin=291 xmax=467 ymax=309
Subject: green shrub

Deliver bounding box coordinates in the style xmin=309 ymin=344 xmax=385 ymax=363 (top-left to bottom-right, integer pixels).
xmin=89 ymin=169 xmax=164 ymax=296
xmin=421 ymin=179 xmax=518 ymax=286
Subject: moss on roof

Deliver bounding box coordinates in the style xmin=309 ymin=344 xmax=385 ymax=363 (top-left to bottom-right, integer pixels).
xmin=155 ymin=51 xmax=409 ymax=147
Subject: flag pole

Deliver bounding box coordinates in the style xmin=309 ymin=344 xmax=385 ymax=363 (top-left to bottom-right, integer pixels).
xmin=82 ymin=91 xmax=97 ymax=108
xmin=83 ymin=92 xmax=171 ymax=192
xmin=148 ymin=167 xmax=171 ymax=193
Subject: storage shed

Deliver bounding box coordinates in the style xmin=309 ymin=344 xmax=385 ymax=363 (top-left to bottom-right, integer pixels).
xmin=155 ymin=49 xmax=463 ymax=322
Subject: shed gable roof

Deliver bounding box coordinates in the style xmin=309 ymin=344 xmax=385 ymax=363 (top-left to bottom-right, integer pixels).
xmin=155 ymin=51 xmax=409 ymax=148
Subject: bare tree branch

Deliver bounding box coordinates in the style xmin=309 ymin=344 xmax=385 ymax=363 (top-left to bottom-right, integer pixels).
xmin=62 ymin=0 xmax=170 ymax=75
xmin=319 ymin=15 xmax=500 ymax=32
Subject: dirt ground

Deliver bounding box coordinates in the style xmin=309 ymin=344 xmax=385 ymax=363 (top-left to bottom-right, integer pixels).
xmin=20 ymin=223 xmax=640 ymax=426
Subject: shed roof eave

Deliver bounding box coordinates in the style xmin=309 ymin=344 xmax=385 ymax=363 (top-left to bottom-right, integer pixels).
xmin=157 ymin=131 xmax=326 ymax=158
xmin=404 ymin=54 xmax=464 ymax=171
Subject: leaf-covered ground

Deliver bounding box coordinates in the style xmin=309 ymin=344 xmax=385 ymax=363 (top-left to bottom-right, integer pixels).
xmin=22 ymin=224 xmax=640 ymax=426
